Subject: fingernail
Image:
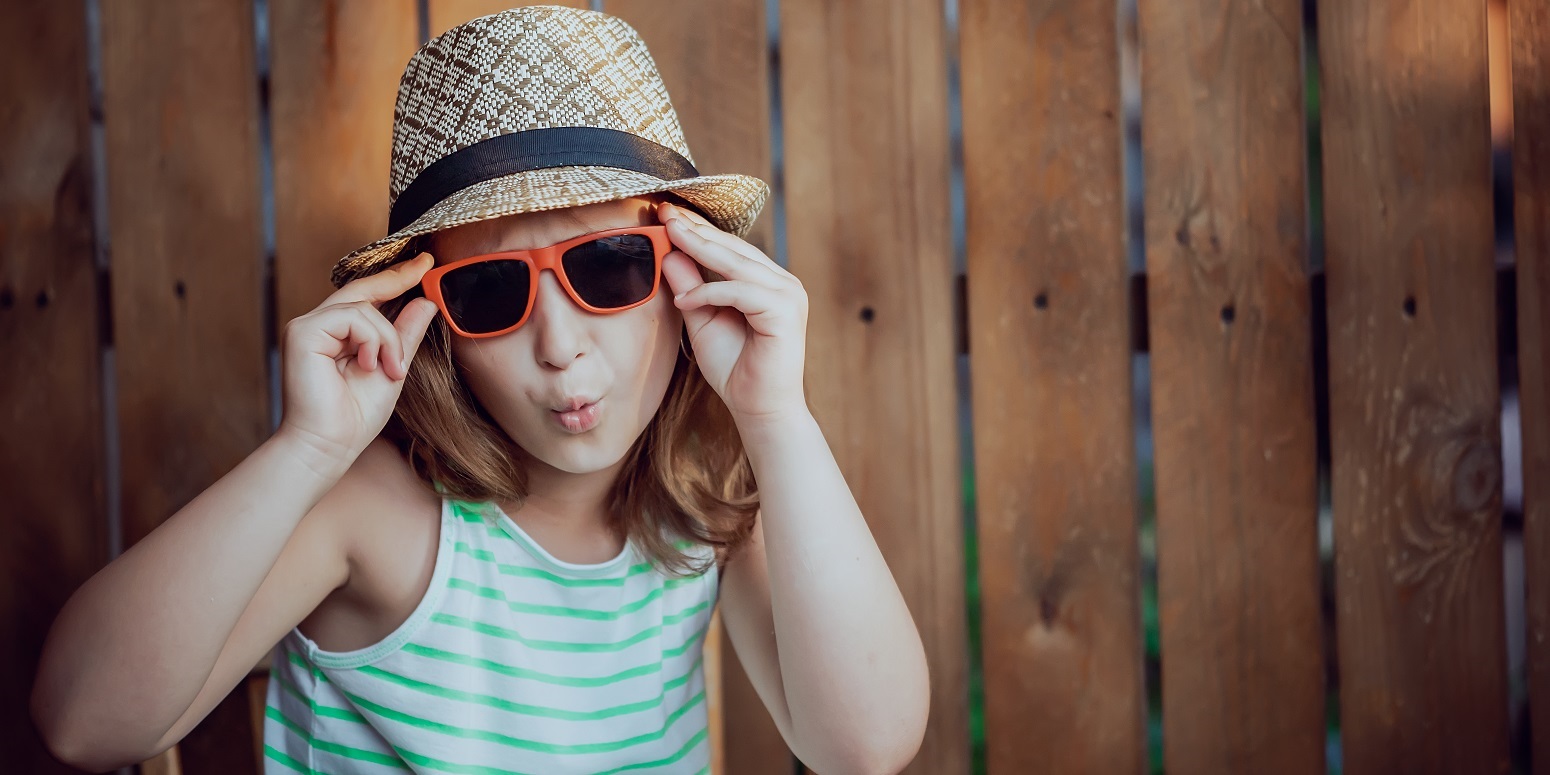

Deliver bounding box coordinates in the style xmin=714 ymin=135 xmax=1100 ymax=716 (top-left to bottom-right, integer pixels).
xmin=674 ymin=292 xmax=685 ymax=301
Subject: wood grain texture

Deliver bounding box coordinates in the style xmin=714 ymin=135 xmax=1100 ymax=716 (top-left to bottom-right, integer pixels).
xmin=100 ymin=0 xmax=268 ymax=543
xmin=604 ymin=0 xmax=775 ymax=274
xmin=139 ymin=748 xmax=182 ymax=775
xmin=701 ymin=611 xmax=726 ymax=775
xmin=1317 ymin=0 xmax=1511 ymax=771
xmin=247 ymin=674 xmax=269 ymax=769
xmin=778 ymin=0 xmax=968 ymax=772
xmin=98 ymin=2 xmax=269 ymax=770
xmin=269 ymin=0 xmax=419 ymax=325
xmin=168 ymin=685 xmax=259 ymax=775
xmin=958 ymin=1 xmax=1145 ymax=772
xmin=1511 ymin=0 xmax=1550 ymax=769
xmin=1138 ymin=1 xmax=1327 ymax=772
xmin=428 ymin=0 xmax=588 ymax=37
xmin=600 ymin=2 xmax=786 ymax=772
xmin=0 ymin=2 xmax=106 ymax=772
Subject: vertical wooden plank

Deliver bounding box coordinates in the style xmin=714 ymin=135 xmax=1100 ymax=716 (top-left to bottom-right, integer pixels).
xmin=958 ymin=1 xmax=1144 ymax=772
xmin=100 ymin=0 xmax=268 ymax=546
xmin=99 ymin=1 xmax=268 ymax=771
xmin=139 ymin=748 xmax=183 ymax=775
xmin=604 ymin=0 xmax=774 ymax=268
xmin=247 ymin=674 xmax=269 ymax=767
xmin=428 ymin=0 xmax=587 ymax=37
xmin=1317 ymin=0 xmax=1511 ymax=772
xmin=601 ymin=2 xmax=784 ymax=772
xmin=0 ymin=2 xmax=107 ymax=772
xmin=702 ymin=610 xmax=727 ymax=775
xmin=779 ymin=1 xmax=968 ymax=772
xmin=165 ymin=689 xmax=259 ymax=775
xmin=1510 ymin=0 xmax=1550 ymax=769
xmin=1138 ymin=1 xmax=1326 ymax=772
xmin=269 ymin=0 xmax=420 ymax=339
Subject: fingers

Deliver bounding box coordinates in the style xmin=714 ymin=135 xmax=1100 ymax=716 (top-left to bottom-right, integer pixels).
xmin=302 ymin=304 xmax=380 ymax=362
xmin=664 ymin=217 xmax=786 ymax=287
xmin=661 ymin=250 xmax=715 ymax=328
xmin=661 ymin=249 xmax=706 ymax=295
xmin=302 ymin=302 xmax=407 ymax=379
xmin=394 ymin=298 xmax=441 ymax=371
xmin=322 ymin=252 xmax=435 ymax=308
xmin=657 ymin=202 xmax=797 ymax=282
xmin=672 ymin=279 xmax=794 ymax=336
xmin=360 ymin=304 xmax=404 ymax=377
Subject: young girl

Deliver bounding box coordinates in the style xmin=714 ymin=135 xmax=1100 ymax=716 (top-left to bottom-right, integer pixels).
xmin=31 ymin=6 xmax=928 ymax=775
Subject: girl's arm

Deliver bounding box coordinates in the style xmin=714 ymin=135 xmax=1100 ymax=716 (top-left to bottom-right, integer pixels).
xmin=33 ymin=432 xmax=349 ymax=770
xmin=720 ymin=411 xmax=930 ymax=775
xmin=656 ymin=201 xmax=929 ymax=774
xmin=30 ymin=257 xmax=439 ymax=771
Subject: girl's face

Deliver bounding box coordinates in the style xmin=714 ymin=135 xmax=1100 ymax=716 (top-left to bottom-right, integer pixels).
xmin=429 ymin=196 xmax=682 ymax=477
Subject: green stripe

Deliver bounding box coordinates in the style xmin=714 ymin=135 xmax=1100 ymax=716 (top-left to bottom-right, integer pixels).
xmin=451 ymin=501 xmax=487 ymax=522
xmin=390 ymin=748 xmax=541 ymax=775
xmin=398 ymin=642 xmax=661 ymax=687
xmin=270 ymin=701 xmax=578 ymax=775
xmin=291 ymin=625 xmax=703 ymax=688
xmin=262 ymin=743 xmax=321 ymax=775
xmin=274 ymin=659 xmax=366 ymax=723
xmin=385 ymin=728 xmax=708 ymax=775
xmin=340 ymin=687 xmax=707 ymax=756
xmin=271 ymin=695 xmax=708 ymax=775
xmin=353 ymin=656 xmax=701 ymax=722
xmin=429 ymin=599 xmax=711 ymax=652
xmin=264 ymin=706 xmax=412 ymax=770
xmin=271 ymin=646 xmax=710 ymax=773
xmin=454 ymin=541 xmax=654 ymax=586
xmin=452 ymin=501 xmax=701 ymax=554
xmin=386 ymin=730 xmax=706 ymax=775
xmin=446 ymin=575 xmax=702 ymax=621
xmin=593 ymin=728 xmax=709 ymax=775
xmin=448 ymin=575 xmax=661 ymax=619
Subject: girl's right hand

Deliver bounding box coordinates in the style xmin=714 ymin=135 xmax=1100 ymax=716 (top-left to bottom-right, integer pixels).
xmin=277 ymin=253 xmax=440 ymax=469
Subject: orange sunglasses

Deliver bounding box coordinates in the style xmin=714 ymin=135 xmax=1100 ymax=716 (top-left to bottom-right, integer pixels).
xmin=420 ymin=224 xmax=672 ymax=338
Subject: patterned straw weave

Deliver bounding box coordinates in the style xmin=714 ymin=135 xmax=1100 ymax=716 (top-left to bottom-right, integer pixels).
xmin=329 ymin=5 xmax=769 ymax=288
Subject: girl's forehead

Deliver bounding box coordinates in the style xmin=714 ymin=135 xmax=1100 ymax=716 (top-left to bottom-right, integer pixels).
xmin=430 ymin=196 xmax=661 ymax=263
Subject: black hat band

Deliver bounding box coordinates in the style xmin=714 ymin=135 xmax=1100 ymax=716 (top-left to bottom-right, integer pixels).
xmin=388 ymin=126 xmax=700 ymax=233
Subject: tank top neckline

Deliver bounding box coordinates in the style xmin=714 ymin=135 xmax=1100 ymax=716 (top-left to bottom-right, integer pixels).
xmin=430 ymin=479 xmax=640 ymax=579
xmin=484 ymin=500 xmax=636 ymax=579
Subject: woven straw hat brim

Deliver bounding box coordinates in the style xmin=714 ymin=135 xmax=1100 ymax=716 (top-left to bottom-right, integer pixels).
xmin=330 ymin=165 xmax=769 ymax=288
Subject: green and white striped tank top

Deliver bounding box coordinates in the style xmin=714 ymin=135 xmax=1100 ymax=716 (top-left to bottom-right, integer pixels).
xmin=263 ymin=495 xmax=719 ymax=774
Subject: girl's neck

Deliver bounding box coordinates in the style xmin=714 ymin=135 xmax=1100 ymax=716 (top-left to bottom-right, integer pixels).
xmin=501 ymin=455 xmax=624 ymax=548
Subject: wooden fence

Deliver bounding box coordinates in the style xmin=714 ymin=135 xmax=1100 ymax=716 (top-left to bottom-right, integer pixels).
xmin=3 ymin=0 xmax=1546 ymax=773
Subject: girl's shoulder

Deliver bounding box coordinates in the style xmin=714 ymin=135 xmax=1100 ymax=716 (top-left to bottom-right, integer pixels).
xmin=294 ymin=437 xmax=442 ymax=653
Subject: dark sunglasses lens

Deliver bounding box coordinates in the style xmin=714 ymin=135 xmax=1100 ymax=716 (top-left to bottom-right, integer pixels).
xmin=561 ymin=234 xmax=658 ymax=309
xmin=439 ymin=259 xmax=531 ymax=334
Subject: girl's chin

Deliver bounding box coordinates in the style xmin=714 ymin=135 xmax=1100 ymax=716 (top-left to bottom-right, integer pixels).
xmin=523 ymin=434 xmax=632 ymax=475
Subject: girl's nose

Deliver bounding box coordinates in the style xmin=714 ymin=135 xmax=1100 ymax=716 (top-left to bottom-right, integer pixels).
xmin=528 ymin=268 xmax=586 ymax=369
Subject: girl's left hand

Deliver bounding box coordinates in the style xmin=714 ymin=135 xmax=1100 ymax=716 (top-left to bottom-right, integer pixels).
xmin=657 ymin=201 xmax=808 ymax=426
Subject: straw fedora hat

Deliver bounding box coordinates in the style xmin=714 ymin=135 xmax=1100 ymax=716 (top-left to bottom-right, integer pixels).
xmin=328 ymin=4 xmax=770 ymax=288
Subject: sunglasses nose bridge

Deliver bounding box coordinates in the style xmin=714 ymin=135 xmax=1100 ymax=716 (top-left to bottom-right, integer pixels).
xmin=530 ymin=261 xmax=587 ymax=315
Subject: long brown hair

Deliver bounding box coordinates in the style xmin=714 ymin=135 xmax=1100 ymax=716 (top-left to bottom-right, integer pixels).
xmin=377 ymin=195 xmax=758 ymax=576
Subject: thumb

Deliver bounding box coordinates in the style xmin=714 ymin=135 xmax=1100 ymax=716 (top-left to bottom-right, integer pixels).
xmin=394 ymin=297 xmax=440 ymax=372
